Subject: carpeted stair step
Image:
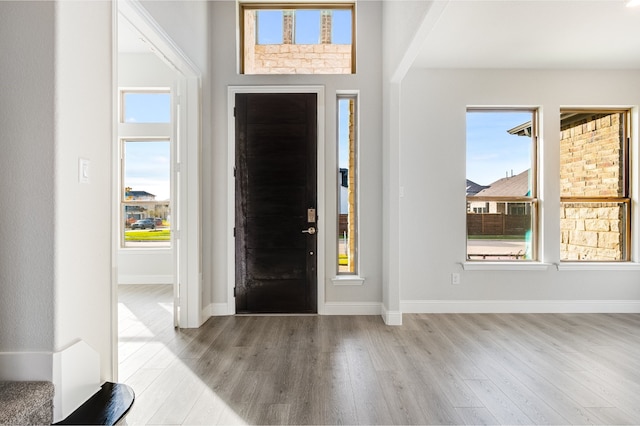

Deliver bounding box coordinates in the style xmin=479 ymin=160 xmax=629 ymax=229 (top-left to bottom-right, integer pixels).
xmin=0 ymin=381 xmax=55 ymax=425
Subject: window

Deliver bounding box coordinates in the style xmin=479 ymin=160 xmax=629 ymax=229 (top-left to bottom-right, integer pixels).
xmin=121 ymin=140 xmax=171 ymax=248
xmin=559 ymin=110 xmax=630 ymax=261
xmin=337 ymin=94 xmax=357 ymax=273
xmin=121 ymin=91 xmax=171 ymax=123
xmin=119 ymin=89 xmax=172 ymax=248
xmin=240 ymin=4 xmax=355 ymax=74
xmin=466 ymin=109 xmax=538 ymax=261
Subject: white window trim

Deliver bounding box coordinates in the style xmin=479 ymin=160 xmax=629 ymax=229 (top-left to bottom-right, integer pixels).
xmin=465 ymin=107 xmax=540 ymax=263
xmin=461 ymin=262 xmax=551 ymax=271
xmin=336 ymin=91 xmax=360 ymax=277
xmin=331 ymin=275 xmax=365 ymax=286
xmin=556 ymin=262 xmax=640 ymax=271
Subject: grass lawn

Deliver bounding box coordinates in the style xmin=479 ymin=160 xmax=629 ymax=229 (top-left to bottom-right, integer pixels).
xmin=125 ymin=229 xmax=171 ymax=241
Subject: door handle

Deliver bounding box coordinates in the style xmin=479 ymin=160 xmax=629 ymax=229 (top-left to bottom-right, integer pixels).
xmin=302 ymin=227 xmax=316 ymax=235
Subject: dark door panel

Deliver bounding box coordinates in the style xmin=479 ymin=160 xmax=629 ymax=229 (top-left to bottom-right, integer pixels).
xmin=246 ymin=187 xmax=307 ymax=217
xmin=247 ymin=220 xmax=307 ymax=250
xmin=247 ymin=249 xmax=306 ymax=280
xmin=235 ymin=93 xmax=317 ymax=313
xmin=245 ymin=280 xmax=308 ymax=313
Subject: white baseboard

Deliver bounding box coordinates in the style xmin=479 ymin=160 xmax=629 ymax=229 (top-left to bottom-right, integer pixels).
xmin=401 ymin=299 xmax=640 ymax=313
xmin=381 ymin=306 xmax=403 ymax=325
xmin=118 ymin=275 xmax=173 ymax=285
xmin=0 ymin=351 xmax=53 ymax=381
xmin=323 ymin=302 xmax=382 ymax=316
xmin=204 ymin=302 xmax=383 ymax=318
xmin=204 ymin=302 xmax=232 ymax=317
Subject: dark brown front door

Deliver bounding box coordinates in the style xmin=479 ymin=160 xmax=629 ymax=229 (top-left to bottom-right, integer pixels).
xmin=235 ymin=93 xmax=317 ymax=313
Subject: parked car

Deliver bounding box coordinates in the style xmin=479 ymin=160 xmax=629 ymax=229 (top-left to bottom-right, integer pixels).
xmin=131 ymin=218 xmax=156 ymax=230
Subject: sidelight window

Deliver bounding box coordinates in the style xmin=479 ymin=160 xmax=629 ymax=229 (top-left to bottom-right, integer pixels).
xmin=337 ymin=94 xmax=358 ymax=274
xmin=466 ymin=109 xmax=538 ymax=261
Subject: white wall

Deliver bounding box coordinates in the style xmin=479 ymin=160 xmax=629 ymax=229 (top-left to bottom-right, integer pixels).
xmin=0 ymin=1 xmax=56 ymax=352
xmin=0 ymin=0 xmax=113 ymax=419
xmin=382 ymin=0 xmax=434 ymax=79
xmin=117 ymin=53 xmax=176 ymax=285
xmin=53 ymin=0 xmax=113 ymax=383
xmin=400 ymin=68 xmax=640 ymax=309
xmin=208 ymin=1 xmax=384 ymax=310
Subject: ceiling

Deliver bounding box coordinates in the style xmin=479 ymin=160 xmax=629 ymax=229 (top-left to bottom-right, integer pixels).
xmin=413 ymin=0 xmax=640 ymax=69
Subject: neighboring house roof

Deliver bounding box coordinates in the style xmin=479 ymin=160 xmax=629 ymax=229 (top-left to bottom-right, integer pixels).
xmin=475 ymin=169 xmax=530 ymax=197
xmin=466 ymin=179 xmax=489 ymax=196
xmin=126 ymin=190 xmax=156 ymax=200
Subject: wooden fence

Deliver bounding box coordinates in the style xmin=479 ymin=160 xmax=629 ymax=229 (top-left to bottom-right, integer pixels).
xmin=467 ymin=213 xmax=531 ymax=236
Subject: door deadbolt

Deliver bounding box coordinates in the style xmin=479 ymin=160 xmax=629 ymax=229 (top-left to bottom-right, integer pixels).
xmin=307 ymin=208 xmax=316 ymax=223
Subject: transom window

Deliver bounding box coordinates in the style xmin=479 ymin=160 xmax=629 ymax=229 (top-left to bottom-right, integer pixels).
xmin=120 ymin=90 xmax=171 ymax=123
xmin=466 ymin=109 xmax=538 ymax=261
xmin=240 ymin=3 xmax=355 ymax=74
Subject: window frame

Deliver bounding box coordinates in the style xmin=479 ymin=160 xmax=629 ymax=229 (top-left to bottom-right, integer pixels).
xmin=465 ymin=107 xmax=539 ymax=262
xmin=336 ymin=93 xmax=359 ymax=275
xmin=559 ymin=108 xmax=631 ymax=262
xmin=239 ymin=2 xmax=356 ymax=75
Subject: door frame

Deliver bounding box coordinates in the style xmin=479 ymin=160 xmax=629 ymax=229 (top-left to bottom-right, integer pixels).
xmin=227 ymin=86 xmax=326 ymax=315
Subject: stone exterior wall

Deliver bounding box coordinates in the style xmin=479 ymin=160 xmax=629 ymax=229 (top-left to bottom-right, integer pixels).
xmin=559 ymin=113 xmax=625 ymax=260
xmin=560 ymin=202 xmax=624 ymax=260
xmin=560 ymin=113 xmax=624 ymax=197
xmin=249 ymin=44 xmax=352 ymax=74
xmin=346 ymin=98 xmax=356 ymax=272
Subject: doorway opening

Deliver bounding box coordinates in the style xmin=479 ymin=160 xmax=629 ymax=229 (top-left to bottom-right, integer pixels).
xmin=114 ymin=1 xmax=201 ymax=381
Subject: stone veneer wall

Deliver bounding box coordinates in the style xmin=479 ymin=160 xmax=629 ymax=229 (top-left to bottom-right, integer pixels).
xmin=560 ymin=113 xmax=625 ymax=260
xmin=250 ymin=44 xmax=352 ymax=74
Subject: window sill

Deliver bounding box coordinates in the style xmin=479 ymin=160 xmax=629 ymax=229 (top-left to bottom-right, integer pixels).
xmin=556 ymin=262 xmax=640 ymax=271
xmin=462 ymin=262 xmax=551 ymax=271
xmin=118 ymin=247 xmax=172 ymax=254
xmin=331 ymin=276 xmax=365 ymax=286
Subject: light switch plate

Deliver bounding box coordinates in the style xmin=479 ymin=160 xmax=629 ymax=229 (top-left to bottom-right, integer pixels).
xmin=79 ymin=158 xmax=90 ymax=184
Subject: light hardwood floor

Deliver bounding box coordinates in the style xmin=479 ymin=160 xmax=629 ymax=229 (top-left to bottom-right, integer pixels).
xmin=118 ymin=284 xmax=640 ymax=425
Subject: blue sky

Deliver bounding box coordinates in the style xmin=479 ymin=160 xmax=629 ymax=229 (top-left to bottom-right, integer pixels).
xmin=257 ymin=9 xmax=352 ymax=44
xmin=124 ymin=141 xmax=170 ymax=201
xmin=124 ymin=92 xmax=171 ymax=123
xmin=338 ymin=99 xmax=350 ymax=168
xmin=466 ymin=111 xmax=532 ymax=186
